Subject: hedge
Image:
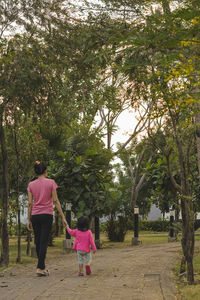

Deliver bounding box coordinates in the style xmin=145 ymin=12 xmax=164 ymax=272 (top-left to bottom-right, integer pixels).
xmin=100 ymin=219 xmax=170 ymax=233
xmin=139 ymin=220 xmax=169 ymax=232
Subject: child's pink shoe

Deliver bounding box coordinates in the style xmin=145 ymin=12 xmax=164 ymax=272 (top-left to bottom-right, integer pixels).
xmin=86 ymin=265 xmax=91 ymax=275
xmin=78 ymin=272 xmax=84 ymax=276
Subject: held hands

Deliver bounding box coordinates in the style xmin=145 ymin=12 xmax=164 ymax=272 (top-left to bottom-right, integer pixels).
xmin=62 ymin=217 xmax=68 ymax=228
xmin=93 ymin=250 xmax=96 ymax=254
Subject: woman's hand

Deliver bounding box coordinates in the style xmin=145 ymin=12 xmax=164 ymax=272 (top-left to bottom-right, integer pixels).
xmin=27 ymin=220 xmax=32 ymax=231
xmin=62 ymin=217 xmax=68 ymax=228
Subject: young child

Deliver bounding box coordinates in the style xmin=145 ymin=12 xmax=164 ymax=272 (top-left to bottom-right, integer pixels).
xmin=66 ymin=216 xmax=97 ymax=276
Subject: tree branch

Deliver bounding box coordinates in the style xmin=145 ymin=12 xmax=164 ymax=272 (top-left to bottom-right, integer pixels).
xmin=166 ymin=154 xmax=182 ymax=193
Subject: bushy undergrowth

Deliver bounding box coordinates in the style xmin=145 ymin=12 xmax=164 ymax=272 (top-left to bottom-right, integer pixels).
xmin=105 ymin=216 xmax=128 ymax=242
xmin=139 ymin=220 xmax=170 ymax=232
xmin=101 ymin=219 xmax=170 ymax=240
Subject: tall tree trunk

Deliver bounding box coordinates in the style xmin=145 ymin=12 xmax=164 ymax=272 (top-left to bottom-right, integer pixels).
xmin=180 ymin=193 xmax=194 ymax=283
xmin=162 ymin=0 xmax=171 ymax=14
xmin=195 ymin=110 xmax=200 ymax=182
xmin=14 ymin=120 xmax=21 ymax=263
xmin=168 ymin=110 xmax=194 ymax=284
xmin=176 ymin=133 xmax=194 ymax=284
xmin=26 ymin=231 xmax=31 ymax=256
xmin=16 ymin=195 xmax=21 ymax=263
xmin=129 ymin=151 xmax=151 ymax=209
xmin=0 ymin=113 xmax=9 ymax=266
xmin=60 ymin=220 xmax=63 ymax=235
xmin=55 ymin=210 xmax=59 ymax=237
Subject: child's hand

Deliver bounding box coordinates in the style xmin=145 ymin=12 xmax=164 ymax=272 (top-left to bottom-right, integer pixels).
xmin=93 ymin=250 xmax=96 ymax=254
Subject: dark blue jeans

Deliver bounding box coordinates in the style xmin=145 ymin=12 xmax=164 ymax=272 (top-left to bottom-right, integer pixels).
xmin=31 ymin=214 xmax=53 ymax=270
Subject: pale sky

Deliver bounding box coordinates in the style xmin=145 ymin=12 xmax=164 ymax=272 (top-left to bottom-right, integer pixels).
xmin=110 ymin=110 xmax=137 ymax=151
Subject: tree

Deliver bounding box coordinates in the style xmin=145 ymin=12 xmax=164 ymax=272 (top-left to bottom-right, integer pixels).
xmin=118 ymin=141 xmax=152 ymax=210
xmin=50 ymin=130 xmax=112 ymax=219
xmin=0 ymin=32 xmax=60 ymax=265
xmin=98 ymin=0 xmax=200 ymax=283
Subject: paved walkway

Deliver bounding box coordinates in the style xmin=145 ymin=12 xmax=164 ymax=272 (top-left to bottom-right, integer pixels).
xmin=0 ymin=242 xmax=182 ymax=300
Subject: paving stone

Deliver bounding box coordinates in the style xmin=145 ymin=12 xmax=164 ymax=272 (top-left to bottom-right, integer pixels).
xmin=0 ymin=242 xmax=184 ymax=300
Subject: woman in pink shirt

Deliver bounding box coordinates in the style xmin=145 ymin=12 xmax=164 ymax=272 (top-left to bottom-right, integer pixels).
xmin=27 ymin=161 xmax=67 ymax=276
xmin=66 ymin=216 xmax=96 ymax=276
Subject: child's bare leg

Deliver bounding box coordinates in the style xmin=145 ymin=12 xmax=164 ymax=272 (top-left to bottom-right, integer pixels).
xmin=79 ymin=264 xmax=84 ymax=273
xmin=86 ymin=259 xmax=92 ymax=266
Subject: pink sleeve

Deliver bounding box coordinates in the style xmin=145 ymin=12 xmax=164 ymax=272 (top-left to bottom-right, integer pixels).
xmin=52 ymin=180 xmax=58 ymax=190
xmin=67 ymin=227 xmax=77 ymax=237
xmin=89 ymin=230 xmax=97 ymax=251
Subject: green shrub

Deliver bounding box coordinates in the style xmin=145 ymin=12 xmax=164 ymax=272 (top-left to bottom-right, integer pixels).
xmin=106 ymin=218 xmax=170 ymax=233
xmin=103 ymin=218 xmax=170 ymax=236
xmin=21 ymin=223 xmax=29 ymax=235
xmin=105 ymin=216 xmax=128 ymax=242
xmin=100 ymin=221 xmax=107 ymax=232
xmin=71 ymin=219 xmax=77 ymax=229
xmin=139 ymin=220 xmax=170 ymax=232
xmin=8 ymin=223 xmax=28 ymax=236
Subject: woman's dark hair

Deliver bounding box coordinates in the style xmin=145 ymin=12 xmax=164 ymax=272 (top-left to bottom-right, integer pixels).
xmin=77 ymin=216 xmax=89 ymax=232
xmin=34 ymin=161 xmax=47 ymax=175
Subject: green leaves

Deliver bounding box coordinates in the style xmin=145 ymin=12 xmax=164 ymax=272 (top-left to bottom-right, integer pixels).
xmin=157 ymin=158 xmax=162 ymax=165
xmin=51 ymin=131 xmax=112 ymax=217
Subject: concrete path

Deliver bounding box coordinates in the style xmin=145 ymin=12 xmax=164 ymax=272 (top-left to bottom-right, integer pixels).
xmin=0 ymin=242 xmax=182 ymax=300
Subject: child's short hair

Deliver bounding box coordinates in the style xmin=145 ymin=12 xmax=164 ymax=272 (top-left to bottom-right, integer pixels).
xmin=77 ymin=216 xmax=89 ymax=232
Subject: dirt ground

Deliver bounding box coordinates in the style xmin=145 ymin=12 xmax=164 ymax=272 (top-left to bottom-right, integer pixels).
xmin=0 ymin=242 xmax=182 ymax=300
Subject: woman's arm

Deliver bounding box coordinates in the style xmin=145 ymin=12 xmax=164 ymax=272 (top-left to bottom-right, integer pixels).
xmin=52 ymin=189 xmax=68 ymax=227
xmin=27 ymin=191 xmax=33 ymax=231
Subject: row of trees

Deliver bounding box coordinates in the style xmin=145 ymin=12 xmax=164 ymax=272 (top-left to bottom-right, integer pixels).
xmin=0 ymin=0 xmax=200 ymax=284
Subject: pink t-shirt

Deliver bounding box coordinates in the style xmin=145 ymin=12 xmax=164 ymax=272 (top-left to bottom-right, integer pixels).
xmin=67 ymin=228 xmax=97 ymax=252
xmin=27 ymin=178 xmax=58 ymax=215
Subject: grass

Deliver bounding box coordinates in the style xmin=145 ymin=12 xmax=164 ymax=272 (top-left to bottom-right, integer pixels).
xmin=173 ymin=232 xmax=200 ymax=300
xmin=0 ymin=235 xmax=66 ymax=272
xmin=101 ymin=231 xmax=169 ymax=248
xmin=174 ymin=251 xmax=200 ymax=300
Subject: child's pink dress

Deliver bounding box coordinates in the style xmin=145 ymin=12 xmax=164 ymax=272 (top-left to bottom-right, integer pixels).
xmin=67 ymin=227 xmax=97 ymax=252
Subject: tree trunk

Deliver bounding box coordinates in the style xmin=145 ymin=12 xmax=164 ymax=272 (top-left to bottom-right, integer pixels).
xmin=187 ymin=257 xmax=194 ymax=284
xmin=26 ymin=231 xmax=31 ymax=256
xmin=162 ymin=0 xmax=171 ymax=14
xmin=167 ymin=109 xmax=195 ymax=284
xmin=94 ymin=216 xmax=100 ymax=241
xmin=55 ymin=210 xmax=59 ymax=237
xmin=177 ymin=143 xmax=194 ymax=284
xmin=89 ymin=216 xmax=95 ymax=232
xmin=60 ymin=220 xmax=63 ymax=235
xmin=195 ymin=110 xmax=200 ymax=182
xmin=180 ymin=255 xmax=186 ymax=274
xmin=131 ymin=185 xmax=137 ymax=210
xmin=0 ymin=114 xmax=9 ymax=266
xmin=14 ymin=121 xmax=21 ymax=263
xmin=181 ymin=194 xmax=194 ymax=284
xmin=16 ymin=207 xmax=21 ymax=263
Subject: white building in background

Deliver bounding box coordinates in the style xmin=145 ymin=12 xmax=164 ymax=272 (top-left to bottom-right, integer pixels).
xmin=147 ymin=204 xmax=162 ymax=221
xmin=146 ymin=204 xmax=170 ymax=221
